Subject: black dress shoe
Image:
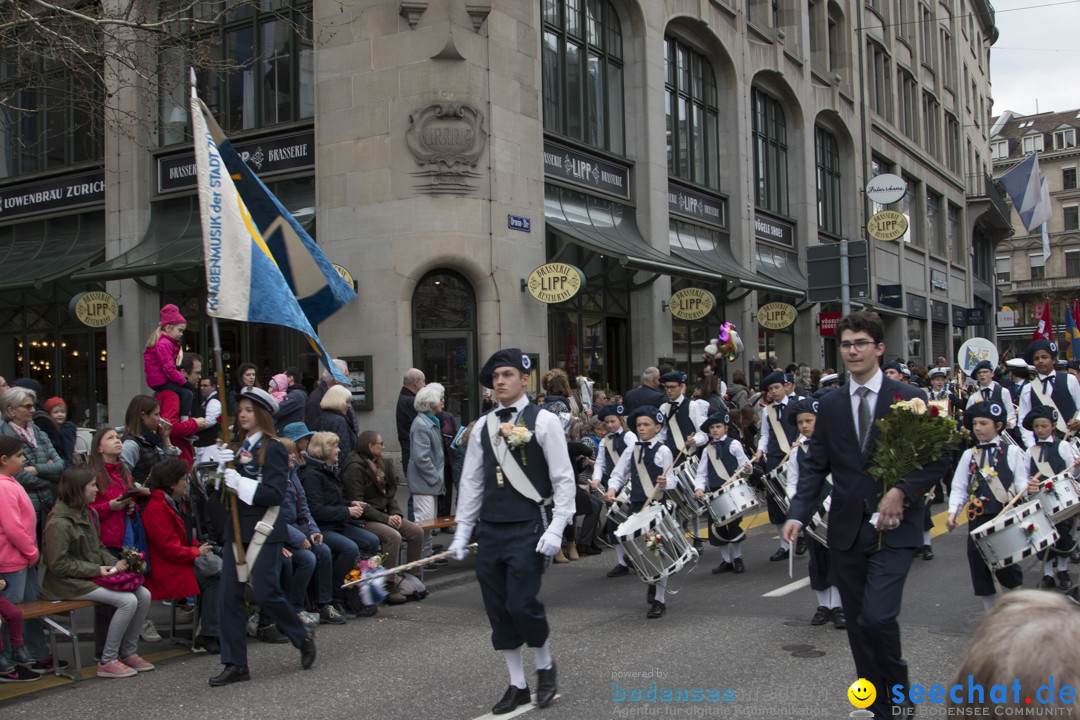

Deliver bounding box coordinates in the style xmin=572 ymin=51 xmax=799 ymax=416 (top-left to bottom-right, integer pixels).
xmin=209 ymin=664 xmax=250 ymax=686
xmin=769 ymin=548 xmax=790 ymax=562
xmin=795 ymin=536 xmax=807 ymax=556
xmin=607 ymin=564 xmax=630 ymax=577
xmin=922 ymin=546 xmax=934 ymax=561
xmin=300 ymin=630 xmax=316 ymax=669
xmin=1071 ymin=549 xmax=1080 ymax=564
xmin=831 ymin=608 xmax=847 ymax=629
xmin=810 ymin=606 xmax=831 ymax=625
xmin=646 ymin=584 xmax=656 ymax=603
xmin=578 ymin=545 xmax=601 ymax=556
xmin=536 ymin=661 xmax=557 ymax=708
xmin=257 ymin=624 xmax=289 ymax=644
xmin=492 ymin=685 xmax=531 ymax=714
xmin=712 ymin=561 xmax=733 ymax=574
xmin=194 ymin=635 xmax=221 ymax=655
xmin=732 ymin=557 xmax=745 ymax=573
xmin=646 ymin=601 xmax=666 ymax=619
xmin=1041 ymin=575 xmax=1057 ymax=589
xmin=1058 ymin=570 xmax=1074 ymax=591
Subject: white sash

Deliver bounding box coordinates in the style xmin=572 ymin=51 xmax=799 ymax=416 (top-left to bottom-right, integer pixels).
xmin=632 ymin=446 xmax=656 ymax=497
xmin=234 ymin=505 xmax=280 ymax=584
xmin=768 ymin=405 xmax=791 ymax=454
xmin=1032 ymin=444 xmax=1056 ymax=479
xmin=485 ymin=412 xmax=550 ymax=505
xmin=604 ymin=436 xmax=627 ymax=472
xmin=1031 ymin=377 xmax=1070 ymax=434
xmin=708 ymin=444 xmax=732 ymax=482
xmin=664 ymin=403 xmax=686 ymax=451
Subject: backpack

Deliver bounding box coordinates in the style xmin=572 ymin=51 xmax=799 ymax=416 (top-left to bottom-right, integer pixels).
xmin=397 ymin=573 xmax=428 ymax=601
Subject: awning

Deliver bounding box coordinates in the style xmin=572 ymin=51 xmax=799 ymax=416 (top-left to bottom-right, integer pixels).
xmin=73 ymin=182 xmax=316 ymax=283
xmin=669 ymin=221 xmax=794 ymax=295
xmin=544 ymin=185 xmax=717 ymax=284
xmin=0 ymin=213 xmax=105 ymax=291
xmin=855 ymin=298 xmax=908 ymax=318
xmin=755 ymin=246 xmax=807 ymax=299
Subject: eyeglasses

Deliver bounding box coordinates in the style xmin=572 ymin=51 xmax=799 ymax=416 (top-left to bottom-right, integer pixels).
xmin=839 ymin=339 xmax=877 ymax=352
xmin=373 ymin=441 xmax=385 ymax=446
xmin=18 ymin=403 xmax=34 ymax=410
xmin=662 ymin=384 xmax=681 ymax=390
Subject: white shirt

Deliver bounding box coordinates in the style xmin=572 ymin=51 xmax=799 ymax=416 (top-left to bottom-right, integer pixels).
xmin=965 ymin=382 xmax=1016 ymax=428
xmin=948 ymin=438 xmax=1029 ymax=516
xmin=849 ymin=369 xmax=884 ymax=442
xmin=1018 ymin=372 xmax=1080 ymax=447
xmin=590 ymin=430 xmax=638 ymax=483
xmin=658 ymin=395 xmax=709 ymax=449
xmin=784 ymin=435 xmax=812 ymax=499
xmin=1028 ymin=436 xmax=1079 ymax=479
xmin=607 ymin=438 xmax=674 ymax=495
xmin=204 ymin=394 xmax=222 ymax=427
xmin=693 ymin=436 xmax=749 ymax=493
xmin=454 ymin=396 xmax=577 ymax=533
xmin=756 ymin=394 xmax=801 ymax=454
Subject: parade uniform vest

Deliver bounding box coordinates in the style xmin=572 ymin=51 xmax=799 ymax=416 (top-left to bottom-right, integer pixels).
xmin=766 ymin=403 xmax=800 ymax=471
xmin=973 ymin=382 xmax=1006 ymax=410
xmin=479 ymin=404 xmax=552 ymax=523
xmin=602 ymin=431 xmax=629 ymax=482
xmin=1033 ymin=372 xmax=1078 ymax=422
xmin=1031 ymin=440 xmax=1068 ymax=476
xmin=663 ymin=399 xmax=697 ymax=457
xmin=193 ymin=391 xmax=220 ymax=448
xmin=972 ymin=444 xmax=1014 ymax=516
xmin=627 ymin=441 xmax=663 ymax=503
xmin=705 ymin=438 xmax=740 ymax=491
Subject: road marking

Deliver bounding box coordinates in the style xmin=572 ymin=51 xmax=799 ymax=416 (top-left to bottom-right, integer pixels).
xmin=763 ymin=577 xmax=811 ymax=597
xmin=472 ymin=694 xmax=561 ymax=720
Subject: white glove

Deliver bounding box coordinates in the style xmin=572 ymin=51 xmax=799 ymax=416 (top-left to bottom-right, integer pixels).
xmin=223 ymin=469 xmax=258 ymax=505
xmin=535 ymin=529 xmax=563 ymax=556
xmin=448 ymin=533 xmax=471 ymax=561
xmin=216 ymin=447 xmax=235 ymax=472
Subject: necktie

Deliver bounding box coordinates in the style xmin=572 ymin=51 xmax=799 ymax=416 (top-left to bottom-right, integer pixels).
xmin=495 ymin=408 xmax=514 ymax=422
xmin=856 ymin=386 xmax=872 ymax=450
xmin=667 ymin=402 xmax=680 ymax=419
xmin=1043 ymin=376 xmax=1054 ymax=393
xmin=241 ymin=439 xmax=251 ymax=453
xmin=977 ymin=443 xmax=998 ymax=450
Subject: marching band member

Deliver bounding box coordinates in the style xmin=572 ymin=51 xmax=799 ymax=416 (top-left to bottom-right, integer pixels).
xmin=1005 ymin=358 xmax=1031 ymax=401
xmin=782 ymin=398 xmax=844 ymax=629
xmin=447 ymin=349 xmax=576 ymax=714
xmin=589 ymin=404 xmax=638 ymax=578
xmin=657 ymin=370 xmax=709 ymax=546
xmin=966 ymin=360 xmax=1016 ymax=431
xmin=693 ymin=412 xmax=752 ymax=575
xmin=919 ymin=367 xmax=961 ymax=561
xmin=946 ymin=402 xmax=1036 ymax=613
xmin=603 ymin=408 xmax=675 ymax=619
xmin=1023 ymin=406 xmax=1078 ymax=592
xmin=1017 ymin=339 xmax=1080 ymax=448
xmin=881 ymin=361 xmax=905 ymax=382
xmin=752 ymin=370 xmax=802 ymax=560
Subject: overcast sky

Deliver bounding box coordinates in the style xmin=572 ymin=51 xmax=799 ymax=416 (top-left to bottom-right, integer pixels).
xmin=989 ymin=0 xmax=1080 ymax=117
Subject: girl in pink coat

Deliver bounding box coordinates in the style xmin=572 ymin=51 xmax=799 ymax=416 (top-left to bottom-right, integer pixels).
xmin=143 ymin=304 xmax=193 ymax=420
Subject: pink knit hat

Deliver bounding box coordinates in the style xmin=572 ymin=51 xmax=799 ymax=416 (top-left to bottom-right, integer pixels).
xmin=159 ymin=304 xmax=186 ymax=327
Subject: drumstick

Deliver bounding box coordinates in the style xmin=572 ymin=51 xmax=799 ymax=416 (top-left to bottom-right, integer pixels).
xmin=340 ymin=543 xmax=478 ymax=588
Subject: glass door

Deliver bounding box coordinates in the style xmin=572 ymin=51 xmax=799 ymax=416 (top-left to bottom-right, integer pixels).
xmin=417 ymin=332 xmax=475 ymax=426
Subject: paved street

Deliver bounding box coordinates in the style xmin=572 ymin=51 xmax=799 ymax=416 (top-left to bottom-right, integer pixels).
xmin=1 ymin=504 xmax=1062 ymax=720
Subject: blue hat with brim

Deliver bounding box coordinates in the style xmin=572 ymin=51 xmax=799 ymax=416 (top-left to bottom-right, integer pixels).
xmin=659 ymin=370 xmax=688 ymax=385
xmin=281 ymin=422 xmax=316 ymax=442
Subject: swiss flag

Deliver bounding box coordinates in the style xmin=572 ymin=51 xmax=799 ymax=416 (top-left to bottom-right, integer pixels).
xmin=1033 ymin=299 xmax=1055 ymax=342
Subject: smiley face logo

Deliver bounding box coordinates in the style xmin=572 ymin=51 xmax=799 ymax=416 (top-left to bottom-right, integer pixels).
xmin=847 ymin=678 xmax=876 ymax=708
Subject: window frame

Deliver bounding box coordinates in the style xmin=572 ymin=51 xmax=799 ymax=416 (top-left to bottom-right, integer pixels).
xmin=1063 ymin=166 xmax=1077 ymax=191
xmin=1063 ymin=204 xmax=1079 ymax=232
xmin=814 ymin=124 xmax=842 ymax=238
xmin=995 ymin=255 xmax=1011 ymax=284
xmin=665 ymin=35 xmax=720 ymax=190
xmin=1066 ymin=250 xmax=1080 ymax=278
xmin=751 ymin=87 xmax=790 ymax=218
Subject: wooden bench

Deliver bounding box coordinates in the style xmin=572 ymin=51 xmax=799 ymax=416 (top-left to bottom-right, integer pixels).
xmin=17 ymin=599 xmax=96 ymax=681
xmin=416 ymin=516 xmax=457 ymax=532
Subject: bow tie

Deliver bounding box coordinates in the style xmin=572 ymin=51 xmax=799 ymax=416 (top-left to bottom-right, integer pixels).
xmin=1037 ymin=440 xmax=1056 ymax=447
xmin=977 ymin=443 xmax=998 ymax=450
xmin=495 ymin=408 xmax=514 ymax=422
xmin=636 ymin=441 xmax=652 ymax=447
xmin=712 ymin=438 xmax=727 ymax=447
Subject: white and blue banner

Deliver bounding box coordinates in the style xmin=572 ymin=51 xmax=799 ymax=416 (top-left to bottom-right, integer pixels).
xmin=192 ymin=89 xmax=350 ymax=383
xmin=1000 ymin=151 xmax=1053 ymax=259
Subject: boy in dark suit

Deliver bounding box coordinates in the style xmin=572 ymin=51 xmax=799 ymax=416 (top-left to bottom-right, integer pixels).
xmin=782 ymin=311 xmax=948 ymax=720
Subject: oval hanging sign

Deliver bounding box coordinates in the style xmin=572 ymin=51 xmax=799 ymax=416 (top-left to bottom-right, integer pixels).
xmin=69 ymin=291 xmax=119 ymax=328
xmin=668 ymin=288 xmax=715 ymax=321
xmin=865 ymin=173 xmax=908 ymax=205
xmin=332 ymin=263 xmax=355 ymax=288
xmin=867 ymin=210 xmax=909 ymax=242
xmin=757 ymin=302 xmax=797 ymax=330
xmin=527 ymin=263 xmax=584 ymax=304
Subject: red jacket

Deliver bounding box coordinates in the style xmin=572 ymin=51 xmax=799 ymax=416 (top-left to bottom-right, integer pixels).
xmin=142 ymin=490 xmax=200 ymax=601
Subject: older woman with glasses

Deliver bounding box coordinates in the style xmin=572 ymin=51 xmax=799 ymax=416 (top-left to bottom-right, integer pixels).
xmin=407 ymin=383 xmax=446 ymax=564
xmin=0 ymin=387 xmax=64 ymax=535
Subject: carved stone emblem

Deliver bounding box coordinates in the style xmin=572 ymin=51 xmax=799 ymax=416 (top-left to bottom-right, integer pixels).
xmin=406 ymin=103 xmax=486 ymax=195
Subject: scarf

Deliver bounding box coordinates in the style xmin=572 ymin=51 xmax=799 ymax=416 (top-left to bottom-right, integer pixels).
xmin=366 ymin=458 xmax=387 ymax=492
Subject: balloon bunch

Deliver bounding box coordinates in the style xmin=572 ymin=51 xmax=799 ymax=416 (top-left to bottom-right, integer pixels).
xmin=704 ymin=322 xmax=744 ymax=362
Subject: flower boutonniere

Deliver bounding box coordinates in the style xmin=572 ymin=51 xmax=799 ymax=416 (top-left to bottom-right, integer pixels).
xmin=238 ymin=449 xmax=253 ymax=465
xmin=1043 ymin=480 xmax=1055 ymax=494
xmin=500 ymin=420 xmax=534 ymax=465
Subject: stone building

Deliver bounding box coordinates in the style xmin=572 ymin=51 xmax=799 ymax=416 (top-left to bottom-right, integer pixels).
xmin=0 ymin=0 xmax=1009 ymax=440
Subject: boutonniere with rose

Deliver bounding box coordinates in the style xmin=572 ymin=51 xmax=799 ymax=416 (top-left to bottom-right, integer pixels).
xmin=238 ymin=449 xmax=253 ymax=465
xmin=500 ymin=420 xmax=534 ymax=465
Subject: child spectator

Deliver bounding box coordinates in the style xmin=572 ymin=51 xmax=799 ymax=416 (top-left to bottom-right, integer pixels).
xmin=143 ymin=304 xmax=193 ymax=420
xmin=43 ymin=397 xmax=78 ymax=467
xmin=0 ymin=435 xmax=41 ymax=682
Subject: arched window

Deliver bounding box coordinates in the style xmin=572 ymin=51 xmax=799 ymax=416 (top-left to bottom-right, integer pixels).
xmin=814 ymin=125 xmax=841 ymax=237
xmin=752 ymin=88 xmax=788 ymax=216
xmin=541 ymin=0 xmax=624 ymax=155
xmin=665 ymin=37 xmax=720 ymax=190
xmin=412 ymin=270 xmax=478 ymax=423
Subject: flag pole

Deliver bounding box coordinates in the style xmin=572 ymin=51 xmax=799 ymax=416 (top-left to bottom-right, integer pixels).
xmin=211 ymin=315 xmax=247 ymax=574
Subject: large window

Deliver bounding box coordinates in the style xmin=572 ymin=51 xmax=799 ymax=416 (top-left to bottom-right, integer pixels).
xmin=161 ymin=2 xmax=314 ymax=144
xmin=665 ymin=37 xmax=719 ymax=190
xmin=1067 ymin=251 xmax=1080 ymax=277
xmin=898 ymin=69 xmax=919 ymax=141
xmin=867 ymin=41 xmax=892 ymax=120
xmin=815 ymin=126 xmax=842 ymax=237
xmin=542 ymin=0 xmax=625 ymax=155
xmin=927 ymin=190 xmax=944 ymax=257
xmin=1029 ymin=252 xmax=1045 ymax=281
xmin=1064 ymin=167 xmax=1077 ymax=191
xmin=948 ymin=203 xmax=962 ymax=263
xmin=923 ymin=93 xmax=940 ymax=160
xmin=901 ymin=177 xmax=919 ymax=246
xmin=0 ymin=54 xmax=103 ymax=178
xmin=752 ymin=88 xmax=789 ymax=217
xmin=1064 ymin=205 xmax=1079 ymax=232
xmin=944 ymin=113 xmax=961 ymax=172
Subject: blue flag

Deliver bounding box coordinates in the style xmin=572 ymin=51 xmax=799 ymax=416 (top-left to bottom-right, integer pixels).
xmin=999 ymin=152 xmax=1052 ymax=234
xmin=1067 ymin=304 xmax=1080 ymax=361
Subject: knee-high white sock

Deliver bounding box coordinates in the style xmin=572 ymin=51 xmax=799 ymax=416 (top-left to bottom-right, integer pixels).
xmin=503 ymin=647 xmax=526 ymax=689
xmin=828 ymin=586 xmax=842 ymax=609
xmin=815 ymin=589 xmax=830 ymax=607
xmin=979 ymin=594 xmax=996 ymax=613
xmin=615 ymin=545 xmax=627 ymax=566
xmin=731 ymin=541 xmax=742 ymax=559
xmin=776 ymin=525 xmax=790 ymax=551
xmin=1045 ymin=560 xmax=1056 ymax=577
xmin=534 ymin=640 xmax=552 ymax=671
xmin=1059 ymin=556 xmax=1069 ymax=572
xmin=719 ymin=545 xmax=731 ymax=563
xmin=654 ymin=577 xmax=667 ymax=604
xmin=923 ymin=530 xmax=932 ymax=545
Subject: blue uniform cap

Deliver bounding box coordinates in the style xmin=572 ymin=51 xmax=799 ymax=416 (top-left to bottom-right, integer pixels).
xmin=479 ymin=348 xmax=532 ymax=387
xmin=597 ymin=404 xmax=625 ymax=420
xmin=786 ymin=398 xmax=819 ymax=427
xmin=659 ymin=370 xmax=688 ymax=385
xmin=240 ymin=386 xmax=279 ymax=415
xmin=963 ymin=401 xmax=1007 ymax=432
xmin=699 ymin=412 xmax=730 ymax=432
xmin=760 ymin=370 xmax=784 ymax=393
xmin=1024 ymin=339 xmax=1058 ymax=365
xmin=627 ymin=407 xmax=665 ymax=428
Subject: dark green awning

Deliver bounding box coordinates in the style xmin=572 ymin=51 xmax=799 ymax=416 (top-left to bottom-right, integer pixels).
xmin=755 ymin=246 xmax=808 ymax=300
xmin=669 ymin=221 xmax=794 ymax=295
xmin=544 ymin=184 xmax=718 ymax=284
xmin=0 ymin=213 xmax=105 ymax=290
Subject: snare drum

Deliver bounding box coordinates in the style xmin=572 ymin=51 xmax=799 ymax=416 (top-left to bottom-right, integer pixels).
xmin=761 ymin=466 xmax=790 ymax=515
xmin=804 ymin=495 xmax=831 ymax=547
xmin=614 ymin=504 xmax=698 ymax=583
xmin=606 ymin=486 xmax=631 ymax=528
xmin=970 ymin=500 xmax=1059 ymax=572
xmin=703 ymin=478 xmax=762 ymax=529
xmin=1035 ymin=474 xmax=1080 ymax=523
